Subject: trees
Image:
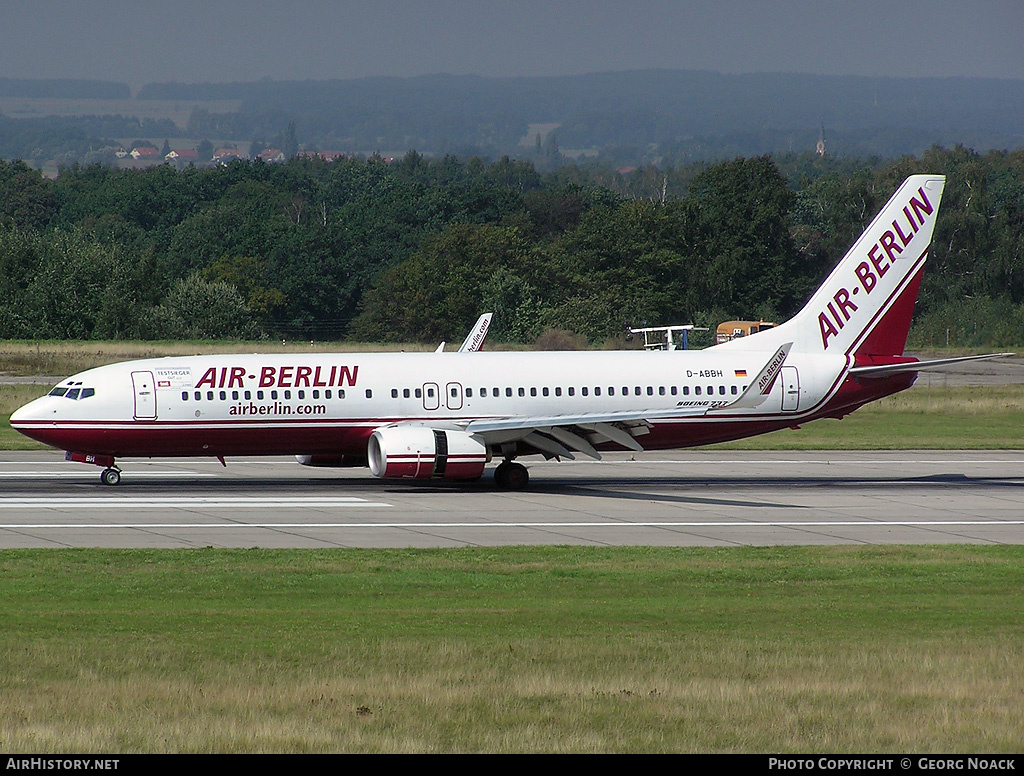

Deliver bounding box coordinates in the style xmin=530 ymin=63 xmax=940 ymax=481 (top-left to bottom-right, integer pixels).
xmin=1 ymin=149 xmax=1022 ymax=346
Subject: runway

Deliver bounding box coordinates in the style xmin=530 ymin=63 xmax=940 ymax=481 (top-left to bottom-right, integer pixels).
xmin=1 ymin=450 xmax=1023 ymax=548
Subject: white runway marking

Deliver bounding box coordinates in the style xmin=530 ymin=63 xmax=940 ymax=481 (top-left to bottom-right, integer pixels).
xmin=0 ymin=496 xmax=391 ymax=509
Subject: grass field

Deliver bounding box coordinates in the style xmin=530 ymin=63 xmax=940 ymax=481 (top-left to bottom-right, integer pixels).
xmin=0 ymin=546 xmax=1021 ymax=753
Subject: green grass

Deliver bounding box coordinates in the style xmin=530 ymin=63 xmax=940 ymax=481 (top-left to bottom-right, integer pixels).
xmin=711 ymin=386 xmax=1024 ymax=450
xmin=1 ymin=546 xmax=1022 ymax=752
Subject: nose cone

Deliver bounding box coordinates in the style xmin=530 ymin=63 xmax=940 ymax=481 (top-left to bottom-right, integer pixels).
xmin=9 ymin=395 xmax=61 ymax=447
xmin=10 ymin=395 xmax=51 ymax=424
xmin=11 ymin=397 xmax=39 ymax=424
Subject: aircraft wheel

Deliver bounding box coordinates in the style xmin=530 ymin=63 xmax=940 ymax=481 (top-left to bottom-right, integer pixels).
xmin=100 ymin=468 xmax=121 ymax=486
xmin=494 ymin=461 xmax=529 ymax=490
xmin=505 ymin=462 xmax=529 ymax=490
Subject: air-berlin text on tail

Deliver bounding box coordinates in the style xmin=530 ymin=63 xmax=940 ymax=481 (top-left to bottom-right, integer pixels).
xmin=194 ymin=364 xmax=359 ymax=390
xmin=818 ymin=186 xmax=934 ymax=350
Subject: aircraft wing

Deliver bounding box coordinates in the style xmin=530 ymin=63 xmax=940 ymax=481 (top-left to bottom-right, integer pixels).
xmin=454 ymin=343 xmax=794 ymax=459
xmin=848 ymin=352 xmax=1014 ymax=378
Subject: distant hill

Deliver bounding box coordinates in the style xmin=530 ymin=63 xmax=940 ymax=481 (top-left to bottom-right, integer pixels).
xmin=0 ymin=78 xmax=130 ymax=99
xmin=4 ymin=70 xmax=1024 ymax=168
xmin=139 ymin=70 xmax=1024 ymax=161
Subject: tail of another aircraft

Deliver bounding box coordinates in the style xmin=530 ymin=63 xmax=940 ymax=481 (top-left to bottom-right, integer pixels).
xmin=716 ymin=174 xmax=945 ymax=359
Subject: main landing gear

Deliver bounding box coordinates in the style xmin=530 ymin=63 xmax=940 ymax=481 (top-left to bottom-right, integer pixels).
xmin=493 ymin=460 xmax=529 ymax=490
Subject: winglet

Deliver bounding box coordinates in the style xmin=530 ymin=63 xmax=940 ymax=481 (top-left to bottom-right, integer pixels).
xmin=711 ymin=342 xmax=792 ymax=411
xmin=459 ymin=313 xmax=492 ymax=352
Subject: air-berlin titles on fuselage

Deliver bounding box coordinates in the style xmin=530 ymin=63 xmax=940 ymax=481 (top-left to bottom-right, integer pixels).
xmin=193 ymin=364 xmax=359 ymax=390
xmin=817 ymin=185 xmax=934 ymax=350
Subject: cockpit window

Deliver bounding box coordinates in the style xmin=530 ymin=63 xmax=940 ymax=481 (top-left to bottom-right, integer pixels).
xmin=49 ymin=385 xmax=94 ymax=400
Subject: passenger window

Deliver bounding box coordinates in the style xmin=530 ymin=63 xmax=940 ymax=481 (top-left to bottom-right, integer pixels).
xmin=466 ymin=388 xmax=473 ymax=398
xmin=256 ymin=391 xmax=263 ymax=400
xmin=731 ymin=386 xmax=738 ymax=395
xmin=195 ymin=391 xmax=202 ymax=401
xmin=647 ymin=387 xmax=653 ymax=396
xmin=505 ymin=388 xmax=512 ymax=397
xmin=695 ymin=386 xmax=702 ymax=395
xmin=518 ymin=387 xmax=525 ymax=397
xmin=415 ymin=388 xmax=421 ymax=398
xmin=339 ymin=390 xmax=346 ymax=399
xmin=670 ymin=386 xmax=677 ymax=396
xmin=244 ymin=391 xmax=251 ymax=400
xmin=581 ymin=387 xmax=588 ymax=396
xmin=219 ymin=391 xmax=226 ymax=400
xmin=232 ymin=391 xmax=239 ymax=400
xmin=480 ymin=388 xmax=488 ymax=397
xmin=659 ymin=387 xmax=666 ymax=396
xmin=181 ymin=391 xmax=188 ymax=401
xmin=568 ymin=387 xmax=575 ymax=397
xmin=634 ymin=387 xmax=641 ymax=396
xmin=284 ymin=390 xmax=291 ymax=400
xmin=325 ymin=390 xmax=332 ymax=399
xmin=530 ymin=387 xmax=537 ymax=397
xmin=555 ymin=387 xmax=562 ymax=397
xmin=271 ymin=390 xmax=278 ymax=400
xmin=542 ymin=387 xmax=549 ymax=397
xmin=719 ymin=386 xmax=726 ymax=395
xmin=298 ymin=390 xmax=305 ymax=400
xmin=683 ymin=386 xmax=690 ymax=395
xmin=595 ymin=387 xmax=601 ymax=396
xmin=313 ymin=390 xmax=320 ymax=399
xmin=403 ymin=388 xmax=410 ymax=398
xmin=391 ymin=389 xmax=398 ymax=398
xmin=365 ymin=390 xmax=372 ymax=398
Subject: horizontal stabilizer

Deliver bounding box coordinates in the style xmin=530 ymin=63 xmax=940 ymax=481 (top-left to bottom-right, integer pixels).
xmin=848 ymin=353 xmax=1014 ymax=378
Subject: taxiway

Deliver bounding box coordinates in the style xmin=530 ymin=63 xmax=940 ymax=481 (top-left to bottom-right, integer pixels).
xmin=1 ymin=450 xmax=1022 ymax=548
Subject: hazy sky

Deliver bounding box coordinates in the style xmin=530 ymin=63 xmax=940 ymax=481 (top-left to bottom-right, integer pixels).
xmin=2 ymin=0 xmax=1023 ymax=90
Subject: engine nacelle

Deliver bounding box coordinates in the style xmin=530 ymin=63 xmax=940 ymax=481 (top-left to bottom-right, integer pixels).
xmin=295 ymin=454 xmax=367 ymax=468
xmin=368 ymin=426 xmax=489 ymax=480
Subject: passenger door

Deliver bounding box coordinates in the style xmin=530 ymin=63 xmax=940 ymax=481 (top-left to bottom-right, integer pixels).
xmin=132 ymin=370 xmax=157 ymax=420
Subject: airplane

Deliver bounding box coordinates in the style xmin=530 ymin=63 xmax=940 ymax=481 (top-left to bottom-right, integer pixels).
xmin=10 ymin=174 xmax=1010 ymax=489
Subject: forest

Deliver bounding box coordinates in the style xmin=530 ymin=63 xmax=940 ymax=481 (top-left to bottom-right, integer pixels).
xmin=1 ymin=145 xmax=1023 ymax=349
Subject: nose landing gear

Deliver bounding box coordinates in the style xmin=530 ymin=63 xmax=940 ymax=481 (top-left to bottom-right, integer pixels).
xmin=65 ymin=451 xmax=122 ymax=485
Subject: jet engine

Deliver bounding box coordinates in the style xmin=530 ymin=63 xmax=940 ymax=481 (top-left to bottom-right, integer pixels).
xmin=368 ymin=426 xmax=489 ymax=480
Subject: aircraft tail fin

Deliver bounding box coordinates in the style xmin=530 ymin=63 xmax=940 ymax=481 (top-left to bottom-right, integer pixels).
xmin=717 ymin=175 xmax=945 ymax=359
